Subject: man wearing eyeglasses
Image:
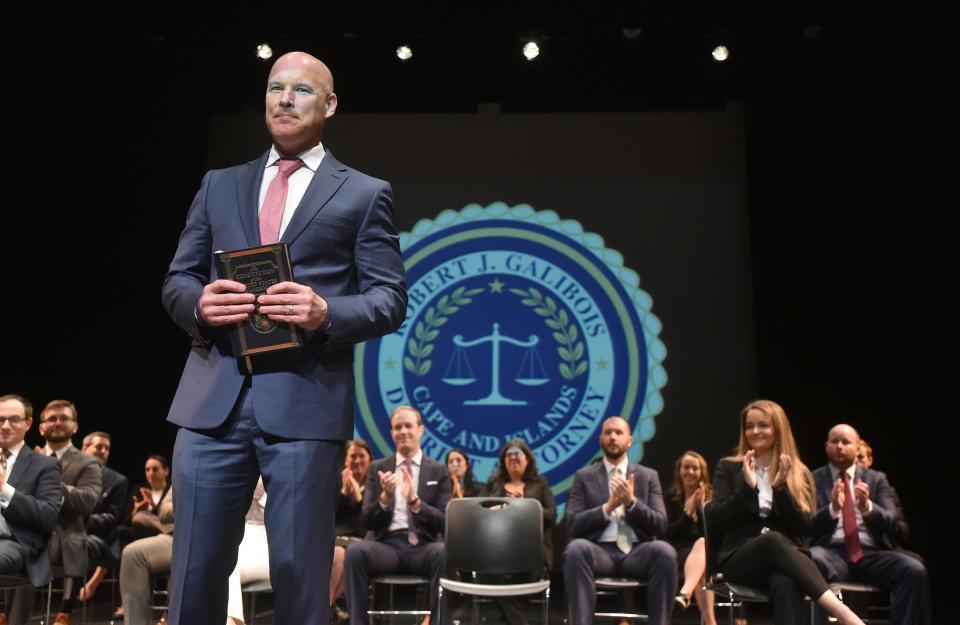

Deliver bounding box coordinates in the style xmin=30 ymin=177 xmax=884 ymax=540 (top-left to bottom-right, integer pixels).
xmin=0 ymin=395 xmax=61 ymax=625
xmin=27 ymin=400 xmax=102 ymax=625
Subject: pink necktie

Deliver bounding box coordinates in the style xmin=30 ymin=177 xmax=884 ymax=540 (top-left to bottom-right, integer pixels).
xmin=259 ymin=159 xmax=304 ymax=244
xmin=841 ymin=472 xmax=864 ymax=563
xmin=403 ymin=458 xmax=419 ymax=545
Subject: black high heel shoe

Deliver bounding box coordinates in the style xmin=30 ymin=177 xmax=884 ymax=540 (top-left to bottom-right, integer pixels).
xmin=673 ymin=592 xmax=691 ymax=615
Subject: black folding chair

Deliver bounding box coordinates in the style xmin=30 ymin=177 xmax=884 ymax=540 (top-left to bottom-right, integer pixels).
xmin=438 ymin=497 xmax=550 ymax=625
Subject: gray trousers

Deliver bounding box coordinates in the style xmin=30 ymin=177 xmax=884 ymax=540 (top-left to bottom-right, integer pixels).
xmin=120 ymin=533 xmax=173 ymax=625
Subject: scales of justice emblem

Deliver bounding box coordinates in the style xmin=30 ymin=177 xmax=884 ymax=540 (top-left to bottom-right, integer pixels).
xmin=444 ymin=322 xmax=548 ymax=406
xmin=355 ymin=203 xmax=667 ymax=506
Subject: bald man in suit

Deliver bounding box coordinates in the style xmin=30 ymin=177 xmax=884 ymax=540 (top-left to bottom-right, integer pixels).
xmin=162 ymin=51 xmax=406 ymax=625
xmin=809 ymin=424 xmax=930 ymax=625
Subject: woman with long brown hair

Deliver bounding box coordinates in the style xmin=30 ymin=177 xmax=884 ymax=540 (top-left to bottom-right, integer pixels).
xmin=709 ymin=400 xmax=865 ymax=625
xmin=664 ymin=451 xmax=716 ymax=624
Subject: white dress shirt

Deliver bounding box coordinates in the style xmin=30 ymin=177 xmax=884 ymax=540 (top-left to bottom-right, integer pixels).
xmin=828 ymin=464 xmax=876 ymax=548
xmin=599 ymin=458 xmax=638 ymax=545
xmin=385 ymin=450 xmax=422 ymax=532
xmin=756 ymin=463 xmax=773 ymax=518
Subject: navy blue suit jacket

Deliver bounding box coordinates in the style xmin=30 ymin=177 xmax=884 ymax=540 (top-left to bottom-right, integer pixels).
xmin=809 ymin=464 xmax=907 ymax=550
xmin=162 ymin=150 xmax=407 ymax=440
xmin=565 ymin=461 xmax=668 ymax=544
xmin=360 ymin=456 xmax=450 ymax=543
xmin=4 ymin=446 xmax=61 ymax=586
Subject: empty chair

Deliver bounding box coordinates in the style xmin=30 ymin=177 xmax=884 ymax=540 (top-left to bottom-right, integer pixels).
xmin=438 ymin=497 xmax=550 ymax=625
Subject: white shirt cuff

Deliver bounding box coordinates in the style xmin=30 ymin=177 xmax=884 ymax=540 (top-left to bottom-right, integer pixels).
xmin=0 ymin=483 xmax=15 ymax=508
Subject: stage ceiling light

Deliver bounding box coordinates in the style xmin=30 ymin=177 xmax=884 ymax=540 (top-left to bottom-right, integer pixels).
xmin=711 ymin=45 xmax=730 ymax=62
xmin=523 ymin=41 xmax=540 ymax=60
xmin=256 ymin=43 xmax=273 ymax=60
xmin=396 ymin=45 xmax=413 ymax=61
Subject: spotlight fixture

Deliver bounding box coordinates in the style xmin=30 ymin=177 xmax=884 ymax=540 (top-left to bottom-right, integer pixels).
xmin=522 ymin=41 xmax=540 ymax=60
xmin=396 ymin=45 xmax=413 ymax=61
xmin=711 ymin=45 xmax=730 ymax=62
xmin=256 ymin=43 xmax=273 ymax=60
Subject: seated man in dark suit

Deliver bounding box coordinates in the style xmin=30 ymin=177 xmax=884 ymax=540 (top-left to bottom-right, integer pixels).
xmin=0 ymin=394 xmax=61 ymax=625
xmin=809 ymin=424 xmax=930 ymax=625
xmin=562 ymin=416 xmax=677 ymax=625
xmin=344 ymin=406 xmax=450 ymax=625
xmin=78 ymin=431 xmax=129 ymax=601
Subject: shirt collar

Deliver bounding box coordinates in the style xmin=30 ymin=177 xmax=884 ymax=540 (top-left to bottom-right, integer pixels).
xmin=602 ymin=456 xmax=628 ymax=477
xmin=44 ymin=443 xmax=73 ymax=460
xmin=829 ymin=463 xmax=857 ymax=481
xmin=395 ymin=450 xmax=423 ymax=467
xmin=267 ymin=142 xmax=326 ymax=172
xmin=3 ymin=440 xmax=26 ymax=463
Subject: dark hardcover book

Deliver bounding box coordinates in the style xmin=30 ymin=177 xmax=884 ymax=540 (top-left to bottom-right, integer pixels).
xmin=214 ymin=243 xmax=304 ymax=357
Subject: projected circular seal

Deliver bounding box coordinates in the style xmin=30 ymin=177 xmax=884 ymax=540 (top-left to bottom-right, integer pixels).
xmin=355 ymin=203 xmax=667 ymax=504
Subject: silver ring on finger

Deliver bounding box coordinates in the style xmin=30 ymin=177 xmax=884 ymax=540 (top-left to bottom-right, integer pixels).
xmin=286 ymin=304 xmax=294 ymax=315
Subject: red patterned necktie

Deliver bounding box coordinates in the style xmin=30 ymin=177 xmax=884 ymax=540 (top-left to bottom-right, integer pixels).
xmin=259 ymin=158 xmax=304 ymax=244
xmin=403 ymin=458 xmax=419 ymax=545
xmin=841 ymin=471 xmax=864 ymax=563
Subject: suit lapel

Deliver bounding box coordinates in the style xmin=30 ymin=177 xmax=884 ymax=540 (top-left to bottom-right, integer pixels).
xmin=280 ymin=151 xmax=349 ymax=246
xmin=816 ymin=467 xmax=832 ymax=501
xmin=160 ymin=483 xmax=172 ymax=507
xmin=236 ymin=151 xmax=271 ymax=248
xmin=7 ymin=446 xmax=35 ymax=487
xmin=595 ymin=462 xmax=611 ymax=502
xmin=625 ymin=462 xmax=639 ymax=496
xmin=61 ymin=445 xmax=77 ymax=466
xmin=417 ymin=458 xmax=430 ymax=493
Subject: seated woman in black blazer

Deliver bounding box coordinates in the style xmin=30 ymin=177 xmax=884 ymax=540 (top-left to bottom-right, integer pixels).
xmin=709 ymin=399 xmax=864 ymax=625
xmin=664 ymin=451 xmax=716 ymax=624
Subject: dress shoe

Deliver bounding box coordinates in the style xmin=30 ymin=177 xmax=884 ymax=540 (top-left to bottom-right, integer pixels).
xmin=673 ymin=592 xmax=691 ymax=616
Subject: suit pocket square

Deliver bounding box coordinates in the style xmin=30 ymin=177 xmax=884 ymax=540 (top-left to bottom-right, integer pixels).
xmin=426 ymin=480 xmax=439 ymax=486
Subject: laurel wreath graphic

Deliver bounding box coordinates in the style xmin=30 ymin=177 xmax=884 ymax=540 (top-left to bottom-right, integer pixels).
xmin=404 ymin=286 xmax=485 ymax=377
xmin=510 ymin=287 xmax=587 ymax=380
